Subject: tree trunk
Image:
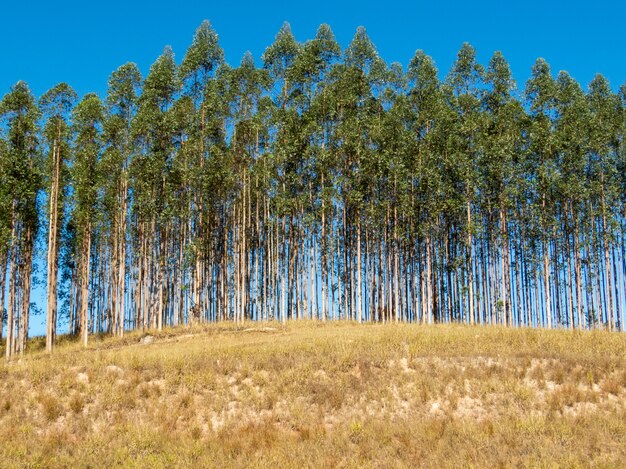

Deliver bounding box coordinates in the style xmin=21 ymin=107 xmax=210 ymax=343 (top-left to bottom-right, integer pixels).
xmin=46 ymin=134 xmax=61 ymax=353
xmin=356 ymin=217 xmax=362 ymax=323
xmin=80 ymin=222 xmax=92 ymax=347
xmin=466 ymin=183 xmax=474 ymax=326
xmin=0 ymin=248 xmax=7 ymax=342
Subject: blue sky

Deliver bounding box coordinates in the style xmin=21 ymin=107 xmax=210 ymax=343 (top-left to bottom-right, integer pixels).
xmin=2 ymin=0 xmax=625 ymax=336
xmin=2 ymin=0 xmax=625 ymax=100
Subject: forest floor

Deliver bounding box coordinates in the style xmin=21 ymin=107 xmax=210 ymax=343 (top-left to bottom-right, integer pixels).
xmin=1 ymin=321 xmax=626 ymax=468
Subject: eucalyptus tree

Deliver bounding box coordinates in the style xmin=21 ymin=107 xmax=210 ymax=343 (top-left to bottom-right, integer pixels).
xmin=616 ymin=83 xmax=626 ymax=331
xmin=180 ymin=20 xmax=224 ymax=321
xmin=0 ymin=137 xmax=10 ymax=342
xmin=446 ymin=43 xmax=485 ymax=325
xmin=196 ymin=63 xmax=238 ymax=324
xmin=371 ymin=60 xmax=413 ymax=323
xmin=405 ymin=50 xmax=448 ymax=324
xmin=103 ymin=63 xmax=141 ymax=335
xmin=616 ymin=83 xmax=626 ymax=332
xmin=226 ymin=51 xmax=271 ymax=324
xmin=333 ymin=27 xmax=387 ymax=323
xmin=1 ymin=81 xmax=41 ymax=358
xmin=295 ymin=24 xmax=341 ymax=321
xmin=586 ymin=74 xmax=623 ymax=330
xmin=132 ymin=46 xmax=180 ymax=331
xmin=481 ymin=52 xmax=525 ymax=326
xmin=282 ymin=26 xmax=330 ymax=322
xmin=72 ymin=93 xmax=104 ymax=346
xmin=525 ymin=58 xmax=558 ymax=328
xmin=551 ymin=71 xmax=588 ymax=328
xmin=40 ymin=83 xmax=76 ymax=352
xmin=263 ymin=23 xmax=302 ymax=323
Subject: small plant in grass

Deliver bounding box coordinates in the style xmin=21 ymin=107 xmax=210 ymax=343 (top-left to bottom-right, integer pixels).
xmin=190 ymin=425 xmax=202 ymax=440
xmin=349 ymin=421 xmax=364 ymax=443
xmin=600 ymin=377 xmax=622 ymax=395
xmin=547 ymin=384 xmax=585 ymax=411
xmin=39 ymin=394 xmax=63 ymax=422
xmin=69 ymin=393 xmax=85 ymax=413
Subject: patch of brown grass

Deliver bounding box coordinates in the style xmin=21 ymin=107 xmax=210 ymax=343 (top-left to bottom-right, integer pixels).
xmin=600 ymin=375 xmax=623 ymax=395
xmin=39 ymin=393 xmax=63 ymax=422
xmin=68 ymin=393 xmax=85 ymax=414
xmin=0 ymin=322 xmax=624 ymax=467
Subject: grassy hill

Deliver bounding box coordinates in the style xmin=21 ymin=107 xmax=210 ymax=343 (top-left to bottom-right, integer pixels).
xmin=1 ymin=322 xmax=626 ymax=468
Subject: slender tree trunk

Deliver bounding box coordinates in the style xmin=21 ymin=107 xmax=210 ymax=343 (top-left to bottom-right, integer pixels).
xmin=466 ymin=183 xmax=474 ymax=326
xmin=0 ymin=248 xmax=7 ymax=343
xmin=542 ymin=193 xmax=552 ymax=329
xmin=601 ymin=188 xmax=614 ymax=331
xmin=356 ymin=217 xmax=362 ymax=323
xmin=499 ymin=208 xmax=509 ymax=327
xmin=18 ymin=227 xmax=34 ymax=356
xmin=117 ymin=173 xmax=128 ymax=336
xmin=80 ymin=222 xmax=92 ymax=347
xmin=321 ymin=173 xmax=327 ymax=321
xmin=46 ymin=134 xmax=61 ymax=353
xmin=5 ymin=207 xmax=16 ymax=361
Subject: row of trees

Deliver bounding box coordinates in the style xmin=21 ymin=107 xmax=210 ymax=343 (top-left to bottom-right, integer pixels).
xmin=1 ymin=21 xmax=625 ymax=356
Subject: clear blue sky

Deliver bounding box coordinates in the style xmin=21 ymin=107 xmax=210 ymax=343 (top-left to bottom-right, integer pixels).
xmin=2 ymin=0 xmax=625 ymax=99
xmin=2 ymin=0 xmax=625 ymax=337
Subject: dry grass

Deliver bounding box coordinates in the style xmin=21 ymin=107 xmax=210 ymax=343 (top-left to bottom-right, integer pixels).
xmin=1 ymin=321 xmax=626 ymax=468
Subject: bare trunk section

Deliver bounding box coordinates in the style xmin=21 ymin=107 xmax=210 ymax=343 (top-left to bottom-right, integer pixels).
xmin=46 ymin=133 xmax=61 ymax=352
xmin=5 ymin=204 xmax=16 ymax=360
xmin=466 ymin=183 xmax=474 ymax=326
xmin=80 ymin=222 xmax=92 ymax=347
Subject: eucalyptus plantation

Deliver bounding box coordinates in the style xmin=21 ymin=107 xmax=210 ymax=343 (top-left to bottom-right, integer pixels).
xmin=1 ymin=22 xmax=626 ymax=356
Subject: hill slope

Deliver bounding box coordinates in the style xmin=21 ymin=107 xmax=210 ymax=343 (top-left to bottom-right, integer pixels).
xmin=1 ymin=322 xmax=626 ymax=467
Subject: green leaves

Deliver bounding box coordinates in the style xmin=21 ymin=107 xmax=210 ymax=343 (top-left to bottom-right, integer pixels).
xmin=447 ymin=43 xmax=484 ymax=97
xmin=526 ymin=58 xmax=556 ymax=114
xmin=72 ymin=93 xmax=104 ymax=226
xmin=181 ymin=20 xmax=224 ymax=82
xmin=263 ymin=22 xmax=300 ymax=80
xmin=107 ymin=63 xmax=141 ymax=117
xmin=140 ymin=46 xmax=180 ymax=112
xmin=0 ymin=81 xmax=42 ymax=220
xmin=40 ymin=83 xmax=77 ymax=119
xmin=485 ymin=51 xmax=515 ymax=112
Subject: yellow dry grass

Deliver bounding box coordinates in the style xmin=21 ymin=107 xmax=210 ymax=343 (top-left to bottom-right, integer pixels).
xmin=1 ymin=321 xmax=626 ymax=468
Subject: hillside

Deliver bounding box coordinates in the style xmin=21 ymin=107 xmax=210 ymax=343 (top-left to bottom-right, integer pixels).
xmin=1 ymin=322 xmax=626 ymax=467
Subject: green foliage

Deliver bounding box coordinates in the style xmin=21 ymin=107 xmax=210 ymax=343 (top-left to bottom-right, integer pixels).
xmin=72 ymin=93 xmax=104 ymax=230
xmin=0 ymin=81 xmax=42 ymax=227
xmin=180 ymin=20 xmax=224 ymax=83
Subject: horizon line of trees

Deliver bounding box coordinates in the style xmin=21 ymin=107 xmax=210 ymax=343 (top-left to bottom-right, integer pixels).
xmin=1 ymin=21 xmax=626 ymax=357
